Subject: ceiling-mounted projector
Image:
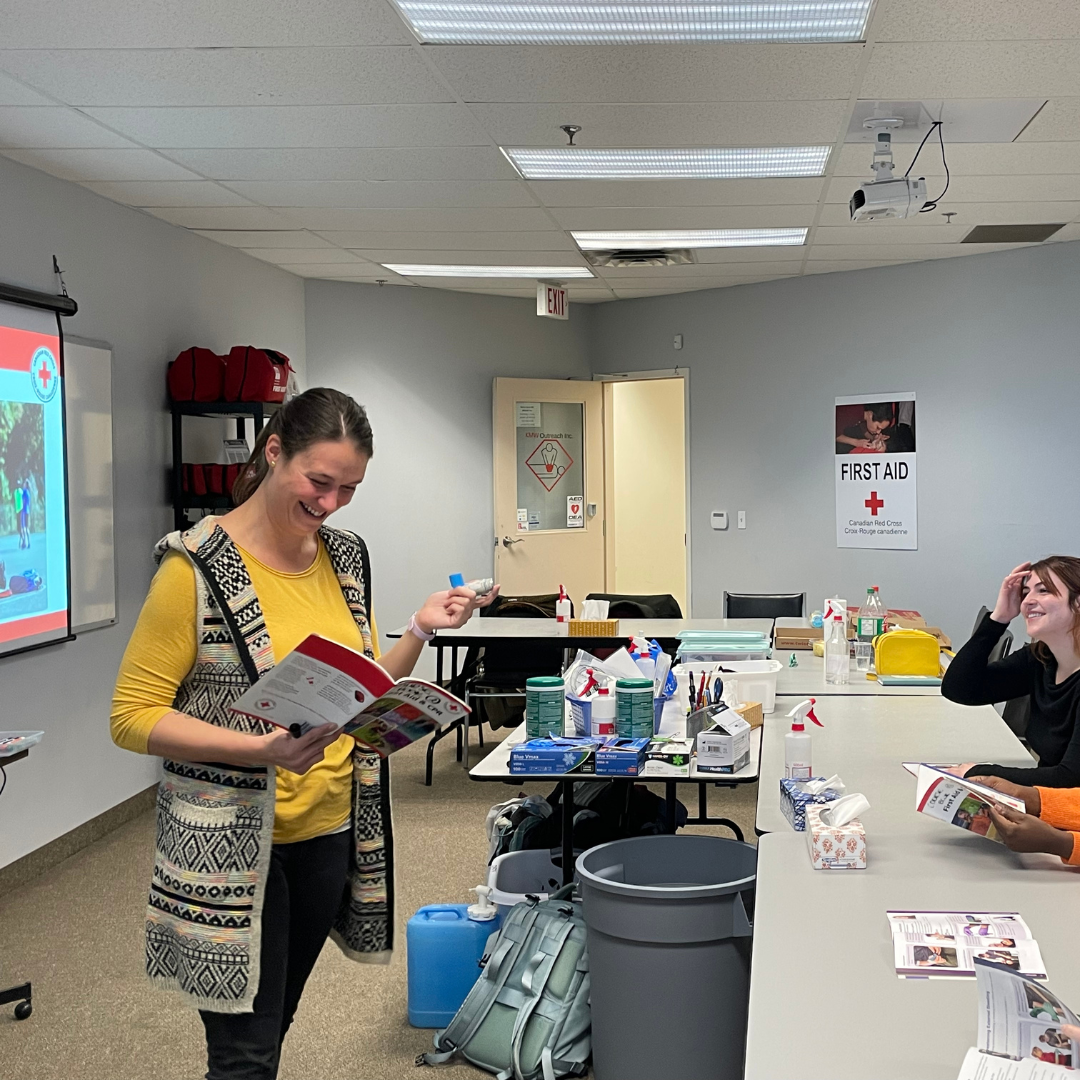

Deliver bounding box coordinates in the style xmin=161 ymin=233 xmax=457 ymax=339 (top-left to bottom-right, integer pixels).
xmin=850 ymin=118 xmax=929 ymax=222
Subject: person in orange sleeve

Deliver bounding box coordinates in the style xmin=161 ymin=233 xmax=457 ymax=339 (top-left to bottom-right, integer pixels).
xmin=968 ymin=774 xmax=1080 ymax=864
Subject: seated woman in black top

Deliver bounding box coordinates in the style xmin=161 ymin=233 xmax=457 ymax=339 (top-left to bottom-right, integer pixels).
xmin=943 ymin=556 xmax=1080 ymax=788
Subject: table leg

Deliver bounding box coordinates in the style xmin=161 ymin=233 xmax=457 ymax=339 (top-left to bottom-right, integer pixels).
xmin=665 ymin=781 xmax=678 ymax=834
xmin=0 ymin=981 xmax=31 ymax=1019
xmin=436 ymin=645 xmax=444 ymax=687
xmin=699 ymin=781 xmax=708 ymax=821
xmin=561 ymin=780 xmax=575 ymax=885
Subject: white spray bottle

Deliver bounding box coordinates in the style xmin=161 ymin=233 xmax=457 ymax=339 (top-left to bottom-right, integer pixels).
xmin=784 ymin=697 xmax=823 ymax=780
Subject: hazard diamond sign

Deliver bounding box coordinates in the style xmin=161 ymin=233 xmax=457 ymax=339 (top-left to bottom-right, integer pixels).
xmin=525 ymin=438 xmax=574 ymax=492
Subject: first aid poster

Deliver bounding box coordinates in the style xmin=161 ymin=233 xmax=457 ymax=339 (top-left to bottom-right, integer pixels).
xmin=834 ymin=392 xmax=917 ymax=550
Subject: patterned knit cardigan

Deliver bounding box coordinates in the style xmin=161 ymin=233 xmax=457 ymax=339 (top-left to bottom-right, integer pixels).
xmin=145 ymin=517 xmax=394 ymax=1013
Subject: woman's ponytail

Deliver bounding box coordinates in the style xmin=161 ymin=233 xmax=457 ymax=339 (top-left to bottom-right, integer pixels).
xmin=230 ymin=388 xmax=374 ymax=506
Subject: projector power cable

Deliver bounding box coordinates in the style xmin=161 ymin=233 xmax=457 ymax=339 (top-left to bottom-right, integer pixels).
xmin=904 ymin=120 xmax=950 ymax=213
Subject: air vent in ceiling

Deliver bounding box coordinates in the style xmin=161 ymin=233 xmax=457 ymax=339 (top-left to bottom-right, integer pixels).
xmin=961 ymin=224 xmax=1065 ymax=244
xmin=584 ymin=248 xmax=694 ymax=268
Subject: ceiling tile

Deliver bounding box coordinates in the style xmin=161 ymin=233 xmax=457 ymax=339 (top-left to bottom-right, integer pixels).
xmin=241 ymin=248 xmax=370 ymax=264
xmin=1018 ymin=99 xmax=1080 ymax=142
xmin=874 ymin=1 xmax=1080 ymax=42
xmin=608 ymin=274 xmax=794 ymax=291
xmin=832 ymin=141 xmax=1080 ymax=178
xmin=81 ymin=105 xmax=489 ymax=148
xmin=0 ymin=0 xmax=413 ymax=47
xmin=192 ymin=230 xmax=337 ymax=248
xmin=79 ymin=179 xmax=254 ymax=206
xmin=0 ymin=107 xmax=135 ymax=148
xmin=593 ymin=262 xmax=803 ymax=280
xmin=144 ymin=206 xmax=295 ymax=229
xmin=549 ymin=205 xmax=818 ymax=229
xmin=160 ymin=146 xmax=518 ymax=181
xmin=692 ymin=248 xmax=811 ymax=264
xmin=1045 ymin=223 xmax=1080 ymax=243
xmin=0 ymin=48 xmax=449 ymax=107
xmin=804 ymin=259 xmax=911 ymax=273
xmin=813 ymin=224 xmax=968 ymax=244
xmin=805 ymin=241 xmax=1038 ymax=260
xmin=276 ymin=264 xmax=408 ymax=279
xmin=428 ymin=44 xmax=862 ymax=103
xmin=273 ymin=206 xmax=557 ymax=231
xmin=530 ymin=178 xmax=824 ymax=208
xmin=223 ymin=179 xmax=535 ymax=208
xmin=818 ymin=201 xmax=1080 ymax=227
xmin=324 ymin=230 xmax=577 ymax=251
xmin=0 ymin=146 xmax=202 ymax=181
xmin=0 ymin=72 xmax=56 ymax=107
xmin=471 ymin=101 xmax=849 ymax=148
xmin=824 ymin=174 xmax=1080 ymax=204
xmin=863 ymin=42 xmax=1080 ymax=98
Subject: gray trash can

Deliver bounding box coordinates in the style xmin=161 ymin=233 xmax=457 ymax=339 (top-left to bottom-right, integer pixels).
xmin=576 ymin=834 xmax=756 ymax=1080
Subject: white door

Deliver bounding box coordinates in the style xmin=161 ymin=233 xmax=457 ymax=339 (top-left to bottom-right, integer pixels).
xmin=493 ymin=378 xmax=605 ymax=606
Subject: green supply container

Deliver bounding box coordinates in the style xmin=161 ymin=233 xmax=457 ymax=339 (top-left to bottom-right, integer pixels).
xmin=525 ymin=676 xmax=565 ymax=739
xmin=616 ymin=678 xmax=654 ymax=739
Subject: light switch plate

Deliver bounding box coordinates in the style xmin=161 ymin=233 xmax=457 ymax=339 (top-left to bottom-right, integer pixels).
xmin=738 ymin=511 xmax=746 ymax=529
xmin=711 ymin=511 xmax=728 ymax=531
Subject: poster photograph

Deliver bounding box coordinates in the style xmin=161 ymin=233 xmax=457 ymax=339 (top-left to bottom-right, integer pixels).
xmin=834 ymin=393 xmax=917 ymax=550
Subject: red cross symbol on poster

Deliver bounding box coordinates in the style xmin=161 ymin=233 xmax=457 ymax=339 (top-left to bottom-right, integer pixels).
xmin=864 ymin=491 xmax=885 ymax=516
xmin=525 ymin=438 xmax=574 ymax=492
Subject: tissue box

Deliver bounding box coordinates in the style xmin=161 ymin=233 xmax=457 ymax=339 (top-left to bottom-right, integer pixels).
xmin=509 ymin=737 xmax=600 ymax=775
xmin=779 ymin=777 xmax=844 ymax=832
xmin=734 ymin=701 xmax=764 ymax=730
xmin=595 ymin=737 xmax=651 ymax=776
xmin=642 ymin=738 xmax=693 ymax=778
xmin=695 ymin=714 xmax=751 ymax=774
xmin=805 ymin=803 xmax=866 ymax=870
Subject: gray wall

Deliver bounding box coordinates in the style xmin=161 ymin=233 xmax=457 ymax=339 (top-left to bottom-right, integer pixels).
xmin=304 ymin=280 xmax=592 ymax=672
xmin=0 ymin=154 xmax=306 ymax=868
xmin=589 ymin=240 xmax=1080 ymax=647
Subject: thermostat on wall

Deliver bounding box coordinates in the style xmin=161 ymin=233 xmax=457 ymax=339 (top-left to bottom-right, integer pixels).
xmin=711 ymin=511 xmax=728 ymax=531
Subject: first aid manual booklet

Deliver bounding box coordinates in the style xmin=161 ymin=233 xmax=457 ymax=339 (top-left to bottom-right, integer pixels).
xmin=229 ymin=634 xmax=470 ymax=756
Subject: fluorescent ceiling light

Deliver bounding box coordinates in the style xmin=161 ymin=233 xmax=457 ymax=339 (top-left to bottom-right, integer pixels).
xmin=572 ymin=229 xmax=808 ymax=250
xmin=389 ymin=0 xmax=874 ymax=43
xmin=505 ymin=147 xmax=831 ymax=180
xmin=383 ymin=264 xmax=595 ymax=279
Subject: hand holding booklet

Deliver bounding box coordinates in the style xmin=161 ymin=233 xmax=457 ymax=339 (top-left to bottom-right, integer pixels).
xmin=910 ymin=764 xmax=1025 ymax=842
xmin=229 ymin=634 xmax=470 ymax=757
xmin=956 ymin=959 xmax=1079 ymax=1078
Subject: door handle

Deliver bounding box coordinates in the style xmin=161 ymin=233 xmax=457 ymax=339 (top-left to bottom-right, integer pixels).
xmin=501 ymin=536 xmax=524 ymax=547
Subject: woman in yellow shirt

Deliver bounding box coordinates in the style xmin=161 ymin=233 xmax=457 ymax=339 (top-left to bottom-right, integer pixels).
xmin=112 ymin=387 xmax=482 ymax=1080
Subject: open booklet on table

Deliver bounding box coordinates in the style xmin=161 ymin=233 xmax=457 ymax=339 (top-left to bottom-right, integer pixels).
xmin=886 ymin=911 xmax=1047 ymax=980
xmin=229 ymin=634 xmax=470 ymax=757
xmin=904 ymin=763 xmax=1026 ymax=843
xmin=956 ymin=959 xmax=1079 ymax=1079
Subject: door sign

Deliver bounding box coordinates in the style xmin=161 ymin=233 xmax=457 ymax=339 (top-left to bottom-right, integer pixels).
xmin=566 ymin=496 xmax=584 ymax=529
xmin=525 ymin=438 xmax=574 ymax=492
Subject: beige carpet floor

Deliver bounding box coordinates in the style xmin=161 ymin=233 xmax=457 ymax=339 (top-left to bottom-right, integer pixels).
xmin=0 ymin=727 xmax=757 ymax=1080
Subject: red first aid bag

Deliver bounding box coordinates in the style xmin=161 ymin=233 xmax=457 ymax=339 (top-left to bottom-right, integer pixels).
xmin=167 ymin=348 xmax=226 ymax=402
xmin=223 ymin=346 xmax=292 ymax=403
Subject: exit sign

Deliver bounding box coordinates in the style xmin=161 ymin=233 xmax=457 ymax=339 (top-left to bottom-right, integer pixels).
xmin=537 ymin=284 xmax=568 ymax=320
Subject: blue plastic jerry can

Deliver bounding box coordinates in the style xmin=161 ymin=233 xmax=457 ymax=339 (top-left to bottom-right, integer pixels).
xmin=406 ymin=900 xmax=502 ymax=1028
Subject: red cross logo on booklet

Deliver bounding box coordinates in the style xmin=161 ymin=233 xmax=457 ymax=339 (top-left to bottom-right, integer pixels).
xmin=864 ymin=491 xmax=885 ymax=516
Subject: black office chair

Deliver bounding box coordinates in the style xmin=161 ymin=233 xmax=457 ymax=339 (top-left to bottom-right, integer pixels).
xmin=584 ymin=592 xmax=682 ymax=619
xmin=1001 ymin=695 xmax=1031 ymax=741
xmin=723 ymin=591 xmax=804 ymax=619
xmin=970 ymin=605 xmax=1012 ymax=664
xmin=424 ymin=593 xmax=569 ymax=785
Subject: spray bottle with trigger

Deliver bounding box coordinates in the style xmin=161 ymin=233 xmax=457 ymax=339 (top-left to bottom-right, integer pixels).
xmin=784 ymin=698 xmax=823 ymax=780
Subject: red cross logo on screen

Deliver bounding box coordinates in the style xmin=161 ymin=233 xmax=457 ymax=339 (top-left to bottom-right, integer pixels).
xmin=864 ymin=491 xmax=885 ymax=516
xmin=30 ymin=346 xmax=59 ymax=403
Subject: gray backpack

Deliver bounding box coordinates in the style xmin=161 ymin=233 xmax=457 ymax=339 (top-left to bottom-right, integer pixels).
xmin=417 ymin=886 xmax=590 ymax=1080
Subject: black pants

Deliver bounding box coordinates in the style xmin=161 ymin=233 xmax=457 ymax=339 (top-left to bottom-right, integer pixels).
xmin=200 ymin=830 xmax=352 ymax=1080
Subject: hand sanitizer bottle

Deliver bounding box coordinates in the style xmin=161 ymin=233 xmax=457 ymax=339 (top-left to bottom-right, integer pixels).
xmin=555 ymin=584 xmax=571 ymax=623
xmin=784 ymin=698 xmax=823 ymax=780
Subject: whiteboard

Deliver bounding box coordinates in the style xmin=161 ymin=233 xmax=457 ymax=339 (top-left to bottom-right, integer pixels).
xmin=64 ymin=338 xmax=116 ymax=633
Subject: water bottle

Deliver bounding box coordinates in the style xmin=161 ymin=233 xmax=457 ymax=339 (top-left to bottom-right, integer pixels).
xmin=824 ymin=614 xmax=850 ymax=685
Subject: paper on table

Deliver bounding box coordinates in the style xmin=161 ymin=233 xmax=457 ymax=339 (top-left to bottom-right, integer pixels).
xmin=956 ymin=1046 xmax=1073 ymax=1080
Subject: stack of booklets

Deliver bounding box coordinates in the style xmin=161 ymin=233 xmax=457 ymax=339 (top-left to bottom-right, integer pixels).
xmin=886 ymin=911 xmax=1047 ymax=980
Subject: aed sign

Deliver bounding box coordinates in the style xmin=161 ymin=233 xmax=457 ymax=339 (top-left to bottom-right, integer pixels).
xmin=537 ymin=284 xmax=568 ymax=320
xmin=834 ymin=392 xmax=918 ymax=550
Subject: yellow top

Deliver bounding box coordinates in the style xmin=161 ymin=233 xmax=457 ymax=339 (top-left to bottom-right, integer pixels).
xmin=110 ymin=537 xmax=380 ymax=844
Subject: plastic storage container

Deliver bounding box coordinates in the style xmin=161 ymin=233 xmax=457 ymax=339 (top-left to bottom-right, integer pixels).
xmin=486 ymin=848 xmax=563 ymax=917
xmin=577 ymin=834 xmax=757 ymax=1080
xmin=719 ymin=659 xmax=783 ymax=714
xmin=406 ymin=904 xmax=502 ymax=1028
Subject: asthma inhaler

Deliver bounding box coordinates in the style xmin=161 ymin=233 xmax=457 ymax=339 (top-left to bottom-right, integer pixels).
xmin=784 ymin=697 xmax=823 ymax=780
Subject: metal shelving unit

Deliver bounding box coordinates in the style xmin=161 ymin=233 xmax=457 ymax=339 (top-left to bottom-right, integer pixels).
xmin=170 ymin=401 xmax=278 ymax=531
